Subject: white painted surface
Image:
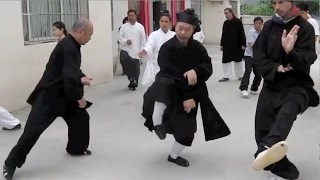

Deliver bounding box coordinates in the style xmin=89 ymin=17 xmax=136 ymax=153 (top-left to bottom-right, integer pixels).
xmin=0 ymin=1 xmax=113 ymax=112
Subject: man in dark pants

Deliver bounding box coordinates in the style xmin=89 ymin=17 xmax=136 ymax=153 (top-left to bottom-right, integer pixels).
xmin=239 ymin=17 xmax=263 ymax=98
xmin=3 ymin=18 xmax=94 ymax=180
xmin=252 ymin=1 xmax=319 ymax=179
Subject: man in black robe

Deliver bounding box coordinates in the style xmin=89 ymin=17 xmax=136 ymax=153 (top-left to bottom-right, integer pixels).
xmin=3 ymin=18 xmax=94 ymax=180
xmin=251 ymin=1 xmax=319 ymax=179
xmin=219 ymin=8 xmax=246 ymax=82
xmin=142 ymin=8 xmax=231 ymax=167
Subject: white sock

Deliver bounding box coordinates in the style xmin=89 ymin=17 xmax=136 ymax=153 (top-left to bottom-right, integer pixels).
xmin=152 ymin=102 xmax=166 ymax=126
xmin=169 ymin=141 xmax=186 ymax=159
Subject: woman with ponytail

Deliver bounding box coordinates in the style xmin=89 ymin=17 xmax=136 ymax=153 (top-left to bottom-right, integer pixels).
xmin=53 ymin=21 xmax=68 ymax=41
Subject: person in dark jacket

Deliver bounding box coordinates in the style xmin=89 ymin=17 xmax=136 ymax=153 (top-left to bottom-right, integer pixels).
xmin=142 ymin=8 xmax=230 ymax=168
xmin=3 ymin=18 xmax=94 ymax=180
xmin=219 ymin=8 xmax=246 ymax=82
xmin=251 ymin=1 xmax=319 ymax=179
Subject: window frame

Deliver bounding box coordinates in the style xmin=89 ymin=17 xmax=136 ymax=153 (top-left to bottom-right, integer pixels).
xmin=21 ymin=0 xmax=89 ymax=45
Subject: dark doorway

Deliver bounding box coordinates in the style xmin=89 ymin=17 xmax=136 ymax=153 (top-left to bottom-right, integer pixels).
xmin=152 ymin=0 xmax=168 ymax=31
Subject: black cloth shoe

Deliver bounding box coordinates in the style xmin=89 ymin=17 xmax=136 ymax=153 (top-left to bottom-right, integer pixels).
xmin=218 ymin=78 xmax=229 ymax=82
xmin=128 ymin=79 xmax=138 ymax=91
xmin=3 ymin=164 xmax=16 ymax=180
xmin=271 ymin=157 xmax=299 ymax=180
xmin=153 ymin=125 xmax=166 ymax=140
xmin=168 ymin=155 xmax=189 ymax=167
xmin=69 ymin=150 xmax=92 ymax=156
xmin=2 ymin=124 xmax=21 ymax=131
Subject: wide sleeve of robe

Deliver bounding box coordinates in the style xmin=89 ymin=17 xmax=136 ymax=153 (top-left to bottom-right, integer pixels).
xmin=286 ymin=23 xmax=317 ymax=71
xmin=143 ymin=32 xmax=156 ymax=59
xmin=252 ymin=21 xmax=281 ymax=84
xmin=181 ymin=43 xmax=213 ymax=101
xmin=158 ymin=41 xmax=212 ymax=101
xmin=237 ymin=19 xmax=246 ymax=47
xmin=62 ymin=46 xmax=84 ymax=101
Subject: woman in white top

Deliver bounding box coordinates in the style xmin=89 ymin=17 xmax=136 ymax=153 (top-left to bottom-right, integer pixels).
xmin=139 ymin=10 xmax=175 ymax=87
xmin=193 ymin=20 xmax=205 ymax=43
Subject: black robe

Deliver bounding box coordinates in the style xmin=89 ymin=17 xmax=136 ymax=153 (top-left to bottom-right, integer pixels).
xmin=142 ymin=36 xmax=231 ymax=143
xmin=220 ymin=17 xmax=246 ymax=63
xmin=253 ymin=16 xmax=319 ymax=115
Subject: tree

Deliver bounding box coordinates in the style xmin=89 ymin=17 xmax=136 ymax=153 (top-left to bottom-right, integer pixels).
xmin=241 ymin=0 xmax=320 ymax=16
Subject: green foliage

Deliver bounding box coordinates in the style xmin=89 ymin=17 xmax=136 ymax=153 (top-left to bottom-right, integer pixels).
xmin=241 ymin=0 xmax=320 ymax=16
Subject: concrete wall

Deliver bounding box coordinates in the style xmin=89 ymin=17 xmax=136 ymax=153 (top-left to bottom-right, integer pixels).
xmin=241 ymin=15 xmax=272 ymax=33
xmin=202 ymin=0 xmax=240 ymax=44
xmin=0 ymin=1 xmax=113 ymax=112
xmin=111 ymin=1 xmax=128 ymax=62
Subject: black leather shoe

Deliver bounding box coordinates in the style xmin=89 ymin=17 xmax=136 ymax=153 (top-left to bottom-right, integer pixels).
xmin=271 ymin=157 xmax=299 ymax=180
xmin=168 ymin=155 xmax=189 ymax=167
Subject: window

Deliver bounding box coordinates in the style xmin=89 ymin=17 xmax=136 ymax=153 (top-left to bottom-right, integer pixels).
xmin=22 ymin=0 xmax=89 ymax=45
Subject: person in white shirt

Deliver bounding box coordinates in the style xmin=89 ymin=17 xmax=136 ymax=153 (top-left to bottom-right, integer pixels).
xmin=239 ymin=17 xmax=263 ymax=98
xmin=138 ymin=10 xmax=175 ymax=87
xmin=192 ymin=20 xmax=205 ymax=43
xmin=118 ymin=10 xmax=147 ymax=91
xmin=298 ymin=2 xmax=319 ymax=53
xmin=0 ymin=106 xmax=21 ymax=131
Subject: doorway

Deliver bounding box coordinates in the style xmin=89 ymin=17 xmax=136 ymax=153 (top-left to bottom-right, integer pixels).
xmin=152 ymin=0 xmax=169 ymax=31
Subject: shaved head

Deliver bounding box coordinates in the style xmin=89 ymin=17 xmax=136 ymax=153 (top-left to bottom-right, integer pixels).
xmin=71 ymin=18 xmax=92 ymax=32
xmin=70 ymin=18 xmax=93 ymax=45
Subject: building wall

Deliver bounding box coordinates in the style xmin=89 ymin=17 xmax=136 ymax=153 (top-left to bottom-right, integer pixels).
xmin=111 ymin=1 xmax=128 ymax=62
xmin=202 ymin=0 xmax=240 ymax=44
xmin=0 ymin=1 xmax=113 ymax=112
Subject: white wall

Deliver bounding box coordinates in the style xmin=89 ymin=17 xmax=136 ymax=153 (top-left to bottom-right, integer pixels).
xmin=0 ymin=1 xmax=113 ymax=112
xmin=111 ymin=1 xmax=128 ymax=60
xmin=202 ymin=0 xmax=240 ymax=44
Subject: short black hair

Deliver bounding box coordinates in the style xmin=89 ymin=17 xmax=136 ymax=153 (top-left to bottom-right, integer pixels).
xmin=298 ymin=2 xmax=309 ymax=12
xmin=254 ymin=17 xmax=263 ymax=23
xmin=127 ymin=9 xmax=137 ymax=15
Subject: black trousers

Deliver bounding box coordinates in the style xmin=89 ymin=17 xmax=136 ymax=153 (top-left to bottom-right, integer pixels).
xmin=120 ymin=50 xmax=140 ymax=83
xmin=5 ymin=93 xmax=90 ymax=168
xmin=239 ymin=56 xmax=262 ymax=91
xmin=254 ymin=89 xmax=300 ymax=153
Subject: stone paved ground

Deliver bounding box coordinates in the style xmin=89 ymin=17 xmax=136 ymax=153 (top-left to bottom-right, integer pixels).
xmin=0 ymin=45 xmax=319 ymax=180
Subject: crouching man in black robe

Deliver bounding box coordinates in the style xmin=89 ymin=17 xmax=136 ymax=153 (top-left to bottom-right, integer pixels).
xmin=251 ymin=1 xmax=319 ymax=179
xmin=142 ymin=8 xmax=231 ymax=167
xmin=3 ymin=18 xmax=94 ymax=180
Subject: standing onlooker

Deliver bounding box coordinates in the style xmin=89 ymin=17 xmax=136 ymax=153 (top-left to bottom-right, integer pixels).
xmin=118 ymin=10 xmax=147 ymax=91
xmin=219 ymin=8 xmax=246 ymax=82
xmin=118 ymin=17 xmax=129 ymax=76
xmin=239 ymin=17 xmax=263 ymax=98
xmin=298 ymin=2 xmax=319 ymax=54
xmin=53 ymin=21 xmax=68 ymax=41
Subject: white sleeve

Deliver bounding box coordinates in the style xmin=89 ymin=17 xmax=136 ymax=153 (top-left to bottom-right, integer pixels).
xmin=314 ymin=21 xmax=319 ymax=36
xmin=118 ymin=25 xmax=128 ymax=46
xmin=143 ymin=33 xmax=156 ymax=59
xmin=199 ymin=30 xmax=205 ymax=43
xmin=140 ymin=25 xmax=147 ymax=48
